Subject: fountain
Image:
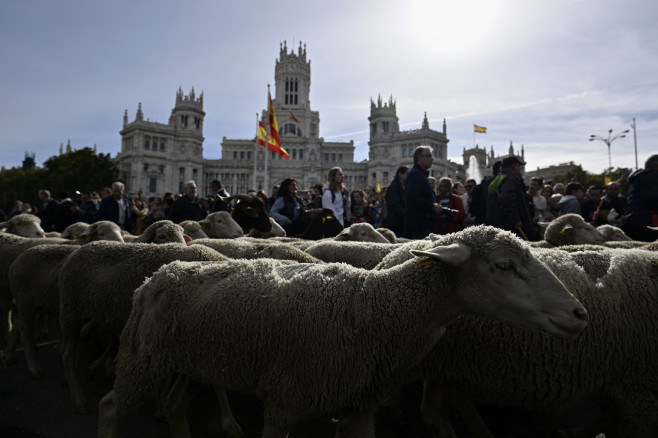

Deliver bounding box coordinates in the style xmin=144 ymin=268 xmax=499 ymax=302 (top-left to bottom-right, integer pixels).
xmin=466 ymin=155 xmax=482 ymax=182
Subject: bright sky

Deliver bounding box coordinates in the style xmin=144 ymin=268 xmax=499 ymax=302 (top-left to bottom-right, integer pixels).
xmin=1 ymin=0 xmax=657 ymax=175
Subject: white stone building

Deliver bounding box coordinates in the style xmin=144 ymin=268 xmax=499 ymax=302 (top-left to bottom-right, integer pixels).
xmin=114 ymin=41 xmax=519 ymax=198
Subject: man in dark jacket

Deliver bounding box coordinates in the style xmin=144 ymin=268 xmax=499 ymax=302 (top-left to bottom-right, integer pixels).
xmin=403 ymin=146 xmax=443 ymax=239
xmin=621 ymin=154 xmax=658 ymax=241
xmin=486 ymin=156 xmax=539 ymax=241
xmin=170 ymin=180 xmax=207 ymax=223
xmin=96 ymin=181 xmax=134 ymax=232
xmin=36 ymin=189 xmax=59 ymax=232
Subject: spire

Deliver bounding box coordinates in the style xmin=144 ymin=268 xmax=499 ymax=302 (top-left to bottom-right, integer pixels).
xmin=66 ymin=139 xmax=72 ymax=153
xmin=443 ymin=118 xmax=447 ymax=135
xmin=136 ymin=102 xmax=144 ymax=121
xmin=422 ymin=112 xmax=429 ymax=129
xmin=509 ymin=141 xmax=514 ymax=155
xmin=123 ymin=109 xmax=128 ymax=126
xmin=59 ymin=143 xmax=63 ymax=155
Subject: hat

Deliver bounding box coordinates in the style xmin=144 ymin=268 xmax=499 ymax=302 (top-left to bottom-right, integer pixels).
xmin=501 ymin=156 xmax=526 ymax=167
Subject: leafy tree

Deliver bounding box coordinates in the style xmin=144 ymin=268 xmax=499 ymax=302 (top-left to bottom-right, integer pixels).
xmin=0 ymin=147 xmax=118 ymax=213
xmin=551 ymin=166 xmax=630 ymax=195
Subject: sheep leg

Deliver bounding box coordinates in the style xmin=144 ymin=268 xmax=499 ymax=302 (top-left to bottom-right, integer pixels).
xmin=2 ymin=307 xmax=19 ymax=365
xmin=60 ymin=325 xmax=88 ymax=413
xmin=334 ymin=411 xmax=376 ymax=438
xmin=87 ymin=336 xmax=117 ymax=380
xmin=163 ymin=373 xmax=196 ymax=438
xmin=18 ymin=304 xmax=44 ymax=379
xmin=98 ymin=389 xmax=120 ymax=438
xmin=261 ymin=420 xmax=291 ymax=438
xmin=213 ymin=386 xmax=245 ymax=438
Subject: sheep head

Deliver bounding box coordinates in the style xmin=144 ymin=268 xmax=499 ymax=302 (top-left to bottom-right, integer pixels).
xmin=410 ymin=226 xmax=589 ymax=340
xmin=0 ymin=214 xmax=45 ymax=238
xmin=134 ymin=220 xmax=188 ymax=244
xmin=76 ymin=221 xmax=124 ymax=243
xmin=544 ymin=214 xmax=603 ymax=246
xmin=230 ymin=195 xmax=272 ymax=234
xmin=335 ymin=222 xmax=390 ymax=243
xmin=199 ymin=211 xmax=244 ymax=238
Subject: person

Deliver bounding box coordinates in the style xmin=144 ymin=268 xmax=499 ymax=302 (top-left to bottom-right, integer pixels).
xmin=469 ymin=160 xmax=502 ymax=225
xmin=557 ymin=182 xmax=584 ymax=217
xmin=270 ymin=178 xmax=310 ymax=236
xmin=452 ymin=182 xmax=465 ymax=197
xmin=580 ymin=185 xmax=603 ymax=224
xmin=620 ymin=154 xmax=658 ymax=241
xmin=553 ymin=183 xmax=566 ymax=195
xmin=131 ymin=198 xmax=150 ymax=235
xmin=210 ymin=179 xmax=231 ymax=213
xmin=382 ymin=166 xmax=408 ymax=237
xmin=371 ymin=189 xmax=387 ymax=229
xmin=55 ymin=192 xmax=77 ymax=232
xmin=321 ymin=167 xmax=351 ymax=226
xmin=427 ymin=177 xmax=437 ymax=195
xmin=461 ymin=179 xmax=477 ymax=228
xmin=527 ymin=177 xmax=547 ymax=222
xmin=7 ymin=201 xmax=23 ymax=219
xmin=269 ymin=184 xmax=280 ymax=210
xmin=170 ymin=180 xmax=207 ymax=223
xmin=73 ymin=191 xmax=98 ymax=224
xmin=350 ymin=189 xmax=372 ymax=224
xmin=256 ymin=190 xmax=271 ymax=213
xmin=543 ymin=194 xmax=562 ymax=222
xmin=36 ymin=190 xmax=59 ymax=232
xmin=96 ymin=181 xmax=134 ymax=232
xmin=601 ymin=181 xmax=628 ymax=217
xmin=485 ymin=156 xmax=539 ymax=241
xmin=404 ymin=146 xmax=443 ymax=239
xmin=309 ymin=184 xmax=323 ymax=209
xmin=435 ymin=177 xmax=465 ymax=235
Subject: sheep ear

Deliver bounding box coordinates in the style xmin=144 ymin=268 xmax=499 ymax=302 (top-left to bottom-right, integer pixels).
xmin=0 ymin=221 xmax=9 ymax=229
xmin=560 ymin=224 xmax=574 ymax=235
xmin=183 ymin=234 xmax=192 ymax=243
xmin=428 ymin=233 xmax=441 ymax=242
xmin=410 ymin=242 xmax=471 ymax=265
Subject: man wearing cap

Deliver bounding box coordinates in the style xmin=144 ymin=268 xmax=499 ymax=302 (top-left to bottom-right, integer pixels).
xmin=485 ymin=156 xmax=539 ymax=241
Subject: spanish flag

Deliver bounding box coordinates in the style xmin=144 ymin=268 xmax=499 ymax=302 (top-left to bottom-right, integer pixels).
xmin=474 ymin=124 xmax=487 ymax=133
xmin=289 ymin=111 xmax=300 ymax=123
xmin=257 ymin=121 xmax=268 ymax=147
xmin=376 ymin=183 xmax=382 ymax=193
xmin=268 ymin=91 xmax=281 ymax=148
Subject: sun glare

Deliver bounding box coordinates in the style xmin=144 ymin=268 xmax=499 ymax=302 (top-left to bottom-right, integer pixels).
xmin=409 ymin=0 xmax=499 ymax=53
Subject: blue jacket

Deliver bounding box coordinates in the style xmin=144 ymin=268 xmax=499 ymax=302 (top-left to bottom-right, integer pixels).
xmin=403 ymin=164 xmax=436 ymax=238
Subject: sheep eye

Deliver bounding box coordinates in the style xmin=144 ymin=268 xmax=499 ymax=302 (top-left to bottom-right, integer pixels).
xmin=495 ymin=261 xmax=513 ymax=270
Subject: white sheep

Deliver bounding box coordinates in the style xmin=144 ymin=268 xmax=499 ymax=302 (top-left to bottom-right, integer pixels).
xmin=198 ymin=211 xmax=245 ymax=238
xmin=97 ymin=226 xmax=588 ymax=438
xmin=179 ymin=220 xmax=209 ymax=240
xmin=190 ymin=237 xmax=323 ymax=264
xmin=60 ymin=221 xmax=124 ymax=243
xmin=132 ymin=220 xmax=189 ymax=244
xmin=596 ymin=224 xmax=632 ymax=242
xmin=57 ymin=241 xmax=230 ymax=413
xmin=530 ymin=214 xmax=604 ymax=247
xmin=0 ymin=214 xmax=45 ymax=238
xmin=305 ymin=240 xmax=401 ymax=269
xmin=334 ymin=222 xmax=390 ymax=243
xmin=5 ymin=222 xmax=126 ymax=374
xmin=417 ymin=247 xmax=658 ymax=438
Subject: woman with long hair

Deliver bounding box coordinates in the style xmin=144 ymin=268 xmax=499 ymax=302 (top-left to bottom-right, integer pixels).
xmin=382 ymin=166 xmax=408 ymax=236
xmin=321 ymin=167 xmax=351 ymax=226
xmin=269 ymin=178 xmax=309 ymax=236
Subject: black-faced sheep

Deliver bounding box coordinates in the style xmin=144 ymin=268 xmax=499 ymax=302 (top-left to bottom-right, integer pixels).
xmin=0 ymin=214 xmax=45 ymax=238
xmin=228 ymin=194 xmax=272 ymax=234
xmin=97 ymin=226 xmax=588 ymax=438
xmin=417 ymin=248 xmax=658 ymax=438
xmin=198 ymin=211 xmax=245 ymax=238
xmin=247 ymin=217 xmax=286 ymax=238
xmin=295 ymin=208 xmax=343 ymax=240
xmin=58 ymin=241 xmax=230 ymax=413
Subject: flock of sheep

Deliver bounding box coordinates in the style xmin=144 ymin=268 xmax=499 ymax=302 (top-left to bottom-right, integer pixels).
xmin=1 ymin=200 xmax=657 ymax=438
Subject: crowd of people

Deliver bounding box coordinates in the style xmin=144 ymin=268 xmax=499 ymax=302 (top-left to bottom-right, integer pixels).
xmin=2 ymin=150 xmax=657 ymax=242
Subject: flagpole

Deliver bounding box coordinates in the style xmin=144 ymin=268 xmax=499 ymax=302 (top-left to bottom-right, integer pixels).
xmin=265 ymin=84 xmax=271 ymax=192
xmin=253 ymin=113 xmax=259 ymax=191
xmin=473 ymin=124 xmax=475 ymax=148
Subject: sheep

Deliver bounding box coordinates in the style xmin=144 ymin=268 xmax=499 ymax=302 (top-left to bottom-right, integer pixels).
xmin=132 ymin=220 xmax=189 ymax=244
xmin=305 ymin=240 xmax=400 ymax=269
xmin=190 ymin=237 xmax=323 ymax=264
xmin=58 ymin=241 xmax=230 ymax=413
xmin=6 ymin=223 xmax=126 ymax=374
xmin=376 ymin=227 xmax=398 ymax=243
xmin=334 ymin=222 xmax=391 ymax=243
xmin=60 ymin=221 xmax=124 ymax=244
xmin=530 ymin=214 xmax=604 ymax=248
xmin=227 ymin=194 xmax=272 ymax=234
xmin=597 ymin=224 xmax=632 ymax=241
xmin=247 ymin=217 xmax=286 ymax=238
xmin=295 ymin=208 xmax=344 ymax=240
xmin=97 ymin=226 xmax=588 ymax=438
xmin=0 ymin=214 xmax=45 ymax=238
xmin=416 ymin=248 xmax=658 ymax=438
xmin=179 ymin=220 xmax=209 ymax=240
xmin=198 ymin=211 xmax=245 ymax=238
xmin=59 ymin=222 xmax=90 ymax=240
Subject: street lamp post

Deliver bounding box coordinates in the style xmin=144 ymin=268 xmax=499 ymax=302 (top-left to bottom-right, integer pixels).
xmin=589 ymin=128 xmax=630 ymax=180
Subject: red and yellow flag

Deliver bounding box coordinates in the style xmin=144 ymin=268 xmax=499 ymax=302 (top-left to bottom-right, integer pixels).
xmin=474 ymin=124 xmax=487 ymax=133
xmin=289 ymin=111 xmax=300 ymax=123
xmin=258 ymin=121 xmax=268 ymax=147
xmin=264 ymin=93 xmax=289 ymax=159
